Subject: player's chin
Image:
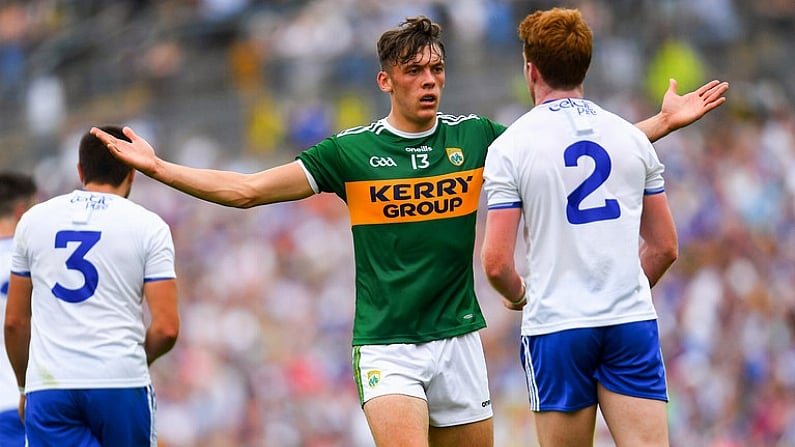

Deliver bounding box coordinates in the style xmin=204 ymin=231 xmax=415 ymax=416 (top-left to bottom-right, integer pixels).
xmin=416 ymin=105 xmax=438 ymax=120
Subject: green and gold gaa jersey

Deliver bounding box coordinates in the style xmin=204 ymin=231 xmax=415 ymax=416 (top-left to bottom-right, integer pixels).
xmin=297 ymin=113 xmax=506 ymax=345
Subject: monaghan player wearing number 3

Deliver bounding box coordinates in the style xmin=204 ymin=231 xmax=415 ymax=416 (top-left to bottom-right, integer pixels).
xmin=4 ymin=126 xmax=180 ymax=447
xmin=481 ymin=8 xmax=681 ymax=447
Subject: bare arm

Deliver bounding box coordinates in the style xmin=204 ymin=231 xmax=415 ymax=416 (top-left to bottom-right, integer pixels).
xmin=90 ymin=126 xmax=315 ymax=208
xmin=639 ymin=193 xmax=679 ymax=287
xmin=5 ymin=274 xmax=31 ymax=390
xmin=143 ymin=279 xmax=179 ymax=366
xmin=635 ymin=79 xmax=729 ymax=143
xmin=5 ymin=274 xmax=32 ymax=421
xmin=480 ymin=207 xmax=526 ymax=310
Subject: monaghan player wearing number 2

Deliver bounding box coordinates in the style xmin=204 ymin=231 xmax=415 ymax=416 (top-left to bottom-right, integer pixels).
xmin=4 ymin=126 xmax=179 ymax=447
xmin=481 ymin=8 xmax=679 ymax=447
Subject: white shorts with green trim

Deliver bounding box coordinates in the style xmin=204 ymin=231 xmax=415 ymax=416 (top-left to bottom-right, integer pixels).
xmin=352 ymin=331 xmax=492 ymax=427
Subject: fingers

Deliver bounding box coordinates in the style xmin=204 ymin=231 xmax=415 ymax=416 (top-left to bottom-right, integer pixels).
xmin=123 ymin=126 xmax=137 ymax=142
xmin=699 ymin=81 xmax=729 ymax=112
xmin=667 ymin=78 xmax=678 ymax=94
xmin=89 ymin=127 xmax=118 ymax=150
xmin=703 ymin=82 xmax=729 ymax=102
xmin=702 ymin=96 xmax=727 ymax=113
xmin=695 ymin=80 xmax=720 ymax=96
xmin=697 ymin=80 xmax=729 ymax=99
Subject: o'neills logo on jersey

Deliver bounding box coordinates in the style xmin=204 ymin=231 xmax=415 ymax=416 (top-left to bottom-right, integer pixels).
xmin=345 ymin=167 xmax=483 ymax=225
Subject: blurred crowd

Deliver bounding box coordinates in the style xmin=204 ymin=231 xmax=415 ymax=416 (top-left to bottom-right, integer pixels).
xmin=2 ymin=0 xmax=795 ymax=446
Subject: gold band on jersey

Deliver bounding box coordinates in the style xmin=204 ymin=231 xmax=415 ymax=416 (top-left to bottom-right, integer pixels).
xmin=345 ymin=167 xmax=483 ymax=226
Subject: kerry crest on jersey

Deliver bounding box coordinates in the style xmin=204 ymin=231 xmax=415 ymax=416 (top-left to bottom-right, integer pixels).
xmin=446 ymin=147 xmax=464 ymax=166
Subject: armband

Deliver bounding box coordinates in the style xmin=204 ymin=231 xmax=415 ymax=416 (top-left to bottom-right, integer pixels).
xmin=18 ymin=386 xmax=24 ymax=394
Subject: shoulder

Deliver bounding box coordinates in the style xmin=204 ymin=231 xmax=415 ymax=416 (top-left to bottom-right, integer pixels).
xmin=594 ymin=105 xmax=652 ymax=142
xmin=334 ymin=120 xmax=389 ymax=139
xmin=18 ymin=193 xmax=68 ymax=222
xmin=128 ymin=201 xmax=169 ymax=225
xmin=437 ymin=113 xmax=508 ymax=142
xmin=438 ymin=113 xmax=502 ymax=128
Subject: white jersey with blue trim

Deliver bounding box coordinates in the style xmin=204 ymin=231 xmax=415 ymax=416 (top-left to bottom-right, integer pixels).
xmin=484 ymin=98 xmax=664 ymax=336
xmin=0 ymin=237 xmax=20 ymax=409
xmin=11 ymin=190 xmax=176 ymax=392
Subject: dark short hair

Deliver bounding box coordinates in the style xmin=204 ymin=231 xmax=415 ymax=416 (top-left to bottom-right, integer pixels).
xmin=0 ymin=171 xmax=37 ymax=216
xmin=377 ymin=16 xmax=445 ymax=70
xmin=79 ymin=125 xmax=133 ymax=186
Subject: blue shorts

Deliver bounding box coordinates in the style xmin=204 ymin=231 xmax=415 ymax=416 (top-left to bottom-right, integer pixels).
xmin=0 ymin=408 xmax=25 ymax=446
xmin=25 ymin=386 xmax=157 ymax=447
xmin=520 ymin=320 xmax=668 ymax=412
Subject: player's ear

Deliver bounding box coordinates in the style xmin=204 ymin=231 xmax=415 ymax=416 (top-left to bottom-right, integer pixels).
xmin=13 ymin=201 xmax=28 ymax=221
xmin=122 ymin=170 xmax=135 ymax=198
xmin=77 ymin=163 xmax=86 ymax=185
xmin=377 ymin=70 xmax=392 ymax=93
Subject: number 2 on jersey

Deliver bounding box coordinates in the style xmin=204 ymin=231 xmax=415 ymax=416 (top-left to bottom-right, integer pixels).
xmin=52 ymin=230 xmax=101 ymax=303
xmin=564 ymin=141 xmax=620 ymax=225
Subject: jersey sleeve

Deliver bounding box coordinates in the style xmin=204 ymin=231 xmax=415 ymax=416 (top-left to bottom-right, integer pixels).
xmin=295 ymin=137 xmax=346 ymax=197
xmin=143 ymin=217 xmax=176 ymax=282
xmin=10 ymin=211 xmax=32 ymax=276
xmin=483 ymin=141 xmax=522 ymax=210
xmin=482 ymin=117 xmax=508 ymax=144
xmin=644 ymin=144 xmax=666 ymax=195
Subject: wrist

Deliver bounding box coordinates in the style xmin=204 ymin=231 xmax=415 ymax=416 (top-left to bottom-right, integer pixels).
xmin=508 ymin=279 xmax=527 ymax=306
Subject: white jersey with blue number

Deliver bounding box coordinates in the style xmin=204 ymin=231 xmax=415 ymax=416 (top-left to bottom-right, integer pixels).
xmin=11 ymin=190 xmax=176 ymax=392
xmin=0 ymin=237 xmax=20 ymax=409
xmin=484 ymin=98 xmax=664 ymax=336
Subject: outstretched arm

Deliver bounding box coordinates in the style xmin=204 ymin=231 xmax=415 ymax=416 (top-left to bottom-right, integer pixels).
xmin=635 ymin=78 xmax=729 ymax=143
xmin=90 ymin=126 xmax=315 ymax=208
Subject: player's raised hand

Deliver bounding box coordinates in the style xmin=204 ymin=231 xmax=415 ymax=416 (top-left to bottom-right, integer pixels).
xmin=90 ymin=126 xmax=159 ymax=176
xmin=660 ymin=78 xmax=729 ymax=131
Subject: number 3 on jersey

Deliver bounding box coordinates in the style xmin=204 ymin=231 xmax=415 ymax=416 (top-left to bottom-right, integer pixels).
xmin=52 ymin=230 xmax=101 ymax=303
xmin=564 ymin=141 xmax=620 ymax=225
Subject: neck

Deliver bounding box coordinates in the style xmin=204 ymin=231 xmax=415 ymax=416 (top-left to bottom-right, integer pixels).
xmin=533 ymin=85 xmax=584 ymax=106
xmin=385 ymin=112 xmax=436 ymax=134
xmin=84 ymin=182 xmax=129 ymax=198
xmin=0 ymin=217 xmax=15 ymax=238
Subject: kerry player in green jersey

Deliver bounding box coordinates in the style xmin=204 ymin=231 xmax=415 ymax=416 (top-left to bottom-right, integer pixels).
xmin=90 ymin=15 xmax=728 ymax=447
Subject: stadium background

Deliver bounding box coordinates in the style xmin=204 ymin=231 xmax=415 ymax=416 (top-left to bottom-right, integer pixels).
xmin=1 ymin=0 xmax=794 ymax=445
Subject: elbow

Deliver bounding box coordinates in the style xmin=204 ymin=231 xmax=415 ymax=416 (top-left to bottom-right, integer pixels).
xmin=4 ymin=317 xmax=26 ymax=337
xmin=153 ymin=322 xmax=180 ymax=347
xmin=162 ymin=325 xmax=180 ymax=346
xmin=218 ymin=177 xmax=265 ymax=209
xmin=662 ymin=240 xmax=679 ymax=267
xmin=481 ymin=251 xmax=510 ymax=285
xmin=226 ymin=190 xmax=260 ymax=209
xmin=667 ymin=245 xmax=679 ymax=266
xmin=229 ymin=199 xmax=257 ymax=209
xmin=482 ymin=264 xmax=505 ymax=285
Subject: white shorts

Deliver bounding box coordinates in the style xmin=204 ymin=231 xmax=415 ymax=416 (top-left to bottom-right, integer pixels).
xmin=352 ymin=331 xmax=492 ymax=427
